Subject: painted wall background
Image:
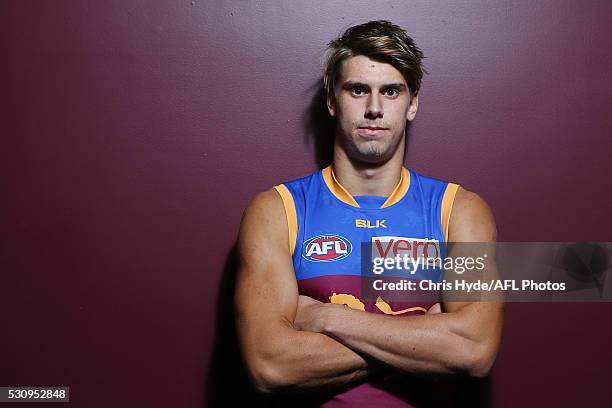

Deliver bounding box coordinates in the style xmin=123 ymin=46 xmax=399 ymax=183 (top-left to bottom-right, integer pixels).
xmin=2 ymin=1 xmax=611 ymax=406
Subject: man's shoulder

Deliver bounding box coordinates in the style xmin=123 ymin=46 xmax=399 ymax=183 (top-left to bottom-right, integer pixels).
xmin=408 ymin=167 xmax=456 ymax=186
xmin=275 ymin=168 xmax=322 ymax=189
xmin=243 ymin=168 xmax=323 ymax=223
xmin=243 ymin=188 xmax=285 ymax=223
xmin=406 ymin=170 xmax=491 ymax=213
xmin=407 ymin=168 xmax=460 ymax=203
xmin=272 ymin=168 xmax=325 ymax=204
xmin=448 ymin=186 xmax=497 ymax=242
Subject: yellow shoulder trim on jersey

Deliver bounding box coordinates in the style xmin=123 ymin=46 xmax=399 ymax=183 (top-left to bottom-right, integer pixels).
xmin=322 ymin=166 xmax=360 ymax=208
xmin=273 ymin=184 xmax=298 ymax=256
xmin=381 ymin=167 xmax=411 ymax=208
xmin=441 ymin=183 xmax=460 ymax=242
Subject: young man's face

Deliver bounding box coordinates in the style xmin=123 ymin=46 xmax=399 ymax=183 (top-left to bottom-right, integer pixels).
xmin=328 ymin=55 xmax=418 ymax=164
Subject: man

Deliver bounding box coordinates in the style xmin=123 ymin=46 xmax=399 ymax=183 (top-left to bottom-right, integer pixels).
xmin=235 ymin=20 xmax=503 ymax=406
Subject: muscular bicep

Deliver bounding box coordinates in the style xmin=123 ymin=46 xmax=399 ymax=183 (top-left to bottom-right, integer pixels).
xmin=441 ymin=187 xmax=503 ymax=347
xmin=235 ymin=189 xmax=299 ymax=362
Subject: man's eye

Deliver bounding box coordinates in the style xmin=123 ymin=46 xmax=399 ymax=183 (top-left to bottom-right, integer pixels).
xmin=351 ymin=86 xmax=366 ymax=96
xmin=384 ymin=88 xmax=399 ymax=97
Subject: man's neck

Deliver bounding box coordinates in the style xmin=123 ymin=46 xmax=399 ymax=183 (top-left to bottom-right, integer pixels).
xmin=331 ymin=147 xmax=405 ymax=198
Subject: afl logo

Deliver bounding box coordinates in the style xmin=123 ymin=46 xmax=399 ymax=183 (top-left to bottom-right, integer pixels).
xmin=302 ymin=234 xmax=353 ymax=262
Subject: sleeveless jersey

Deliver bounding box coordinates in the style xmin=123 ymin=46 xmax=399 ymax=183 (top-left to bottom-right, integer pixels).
xmin=273 ymin=165 xmax=459 ymax=407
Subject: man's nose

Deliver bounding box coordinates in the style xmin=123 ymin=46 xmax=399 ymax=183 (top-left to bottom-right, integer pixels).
xmin=365 ymin=93 xmax=383 ymax=119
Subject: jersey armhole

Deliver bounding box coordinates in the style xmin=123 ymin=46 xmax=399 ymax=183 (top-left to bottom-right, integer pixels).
xmin=273 ymin=184 xmax=298 ymax=256
xmin=441 ymin=183 xmax=460 ymax=242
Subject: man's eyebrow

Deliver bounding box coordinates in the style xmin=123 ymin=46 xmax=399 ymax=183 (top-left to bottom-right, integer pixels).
xmin=341 ymin=81 xmax=407 ymax=90
xmin=383 ymin=83 xmax=407 ymax=90
xmin=341 ymin=81 xmax=368 ymax=89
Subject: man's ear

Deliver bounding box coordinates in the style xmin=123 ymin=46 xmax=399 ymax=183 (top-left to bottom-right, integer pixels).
xmin=406 ymin=94 xmax=419 ymax=121
xmin=326 ymin=92 xmax=336 ymax=117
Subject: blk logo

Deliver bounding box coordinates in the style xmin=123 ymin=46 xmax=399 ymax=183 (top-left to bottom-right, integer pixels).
xmin=355 ymin=219 xmax=387 ymax=229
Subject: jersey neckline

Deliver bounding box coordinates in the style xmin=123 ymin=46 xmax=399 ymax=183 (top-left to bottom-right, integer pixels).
xmin=321 ymin=165 xmax=411 ymax=209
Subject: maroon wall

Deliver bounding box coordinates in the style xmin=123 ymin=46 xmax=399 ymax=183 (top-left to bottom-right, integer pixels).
xmin=2 ymin=1 xmax=611 ymax=407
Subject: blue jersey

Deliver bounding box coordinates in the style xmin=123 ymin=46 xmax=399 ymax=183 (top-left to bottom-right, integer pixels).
xmin=273 ymin=165 xmax=459 ymax=407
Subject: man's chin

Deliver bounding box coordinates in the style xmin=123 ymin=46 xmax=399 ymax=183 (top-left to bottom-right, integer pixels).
xmin=340 ymin=137 xmax=396 ymax=165
xmin=351 ymin=148 xmax=393 ymax=165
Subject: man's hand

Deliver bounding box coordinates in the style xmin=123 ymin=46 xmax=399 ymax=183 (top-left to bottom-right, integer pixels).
xmin=295 ymin=297 xmax=442 ymax=333
xmin=426 ymin=302 xmax=442 ymax=315
xmin=294 ymin=295 xmax=331 ymax=333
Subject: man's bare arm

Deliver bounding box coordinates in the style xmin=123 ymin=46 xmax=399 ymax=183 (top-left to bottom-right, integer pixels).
xmin=235 ymin=189 xmax=371 ymax=393
xmin=294 ymin=187 xmax=504 ymax=378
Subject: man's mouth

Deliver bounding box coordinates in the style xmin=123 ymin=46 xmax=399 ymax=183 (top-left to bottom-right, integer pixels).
xmin=358 ymin=126 xmax=388 ymax=136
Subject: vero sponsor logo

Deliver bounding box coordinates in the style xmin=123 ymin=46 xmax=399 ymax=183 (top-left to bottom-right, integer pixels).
xmin=302 ymin=234 xmax=352 ymax=262
xmin=372 ymin=236 xmax=440 ymax=260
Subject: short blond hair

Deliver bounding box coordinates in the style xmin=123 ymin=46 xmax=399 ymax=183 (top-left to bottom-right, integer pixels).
xmin=322 ymin=20 xmax=426 ymax=100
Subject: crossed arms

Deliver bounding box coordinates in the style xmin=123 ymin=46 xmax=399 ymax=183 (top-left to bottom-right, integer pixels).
xmin=234 ymin=187 xmax=504 ymax=394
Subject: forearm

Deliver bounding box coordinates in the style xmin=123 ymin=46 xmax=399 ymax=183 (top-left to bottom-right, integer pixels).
xmin=236 ymin=190 xmax=373 ymax=394
xmin=319 ymin=304 xmax=494 ymax=378
xmin=242 ymin=322 xmax=371 ymax=393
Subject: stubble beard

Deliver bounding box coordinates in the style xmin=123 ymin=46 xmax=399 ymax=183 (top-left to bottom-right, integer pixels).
xmin=340 ymin=128 xmax=404 ymax=165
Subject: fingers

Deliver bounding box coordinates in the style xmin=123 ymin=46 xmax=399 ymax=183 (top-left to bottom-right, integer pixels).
xmin=426 ymin=302 xmax=442 ymax=314
xmin=298 ymin=294 xmax=321 ymax=306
